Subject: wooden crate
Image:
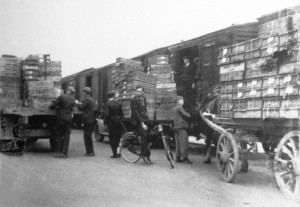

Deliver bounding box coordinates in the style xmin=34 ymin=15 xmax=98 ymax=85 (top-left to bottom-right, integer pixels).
xmin=279 ymin=62 xmax=299 ymax=74
xmin=244 ymin=49 xmax=261 ymax=60
xmin=244 ymin=89 xmax=261 ymax=98
xmin=220 ymin=93 xmax=233 ymax=99
xmin=233 ymin=110 xmax=247 ymax=118
xmin=219 ymin=71 xmax=244 ymax=82
xmin=247 ymin=99 xmax=263 ymax=109
xmin=261 ymin=36 xmax=279 ymax=48
xmin=219 ymin=110 xmax=233 ymax=118
xmin=263 ymin=98 xmax=280 ymax=108
xmin=231 ymin=43 xmax=246 ymax=54
xmin=220 ymin=100 xmax=233 ymax=110
xmin=229 ymin=54 xmax=245 ymax=63
xmin=279 ymin=30 xmax=298 ymax=45
xmin=261 ymin=87 xmax=280 ymax=97
xmin=280 ymin=108 xmax=299 ymax=118
xmin=233 ymin=100 xmax=247 ymax=110
xmin=262 ymin=108 xmax=280 ymax=118
xmin=245 ymin=78 xmax=262 ymax=90
xmin=232 ymin=91 xmax=245 ymax=100
xmin=262 ymin=76 xmax=280 ymax=88
xmin=217 ymin=57 xmax=230 ymax=65
xmin=279 ymin=85 xmax=299 ymax=96
xmin=245 ymin=69 xmax=277 ymax=79
xmin=281 ymin=97 xmax=300 ymax=108
xmin=260 ymin=46 xmax=279 ymax=57
xmin=244 ymin=38 xmax=262 ymax=51
xmin=246 ymin=109 xmax=262 ymax=118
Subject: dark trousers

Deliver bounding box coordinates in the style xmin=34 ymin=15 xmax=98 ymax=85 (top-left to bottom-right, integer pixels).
xmin=83 ymin=123 xmax=95 ymax=154
xmin=56 ymin=122 xmax=72 ymax=155
xmin=136 ymin=124 xmax=150 ymax=157
xmin=107 ymin=121 xmax=122 ymax=156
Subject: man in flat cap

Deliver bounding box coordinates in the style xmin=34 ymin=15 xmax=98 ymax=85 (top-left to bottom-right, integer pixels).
xmin=103 ymin=90 xmax=124 ymax=158
xmin=131 ymin=85 xmax=153 ymax=164
xmin=49 ymin=86 xmax=76 ymax=158
xmin=75 ymin=87 xmax=96 ymax=156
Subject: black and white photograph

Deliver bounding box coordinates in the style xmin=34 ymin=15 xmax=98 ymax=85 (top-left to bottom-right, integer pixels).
xmin=0 ymin=0 xmax=300 ymax=206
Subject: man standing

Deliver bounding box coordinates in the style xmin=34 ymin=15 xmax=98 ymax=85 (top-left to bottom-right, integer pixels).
xmin=174 ymin=96 xmax=192 ymax=164
xmin=76 ymin=87 xmax=96 ymax=156
xmin=49 ymin=86 xmax=75 ymax=158
xmin=130 ymin=85 xmax=152 ymax=164
xmin=103 ymin=91 xmax=123 ymax=158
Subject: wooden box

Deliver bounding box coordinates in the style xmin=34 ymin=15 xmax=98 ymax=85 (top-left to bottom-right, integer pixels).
xmin=229 ymin=53 xmax=245 ymax=63
xmin=263 ymin=98 xmax=280 ymax=108
xmin=219 ymin=71 xmax=244 ymax=82
xmin=220 ymin=100 xmax=233 ymax=110
xmin=279 ymin=85 xmax=299 ymax=96
xmin=244 ymin=89 xmax=261 ymax=98
xmin=233 ymin=110 xmax=247 ymax=118
xmin=232 ymin=91 xmax=245 ymax=99
xmin=245 ymin=38 xmax=262 ymax=51
xmin=281 ymin=97 xmax=300 ymax=108
xmin=262 ymin=76 xmax=280 ymax=88
xmin=280 ymin=108 xmax=299 ymax=118
xmin=245 ymin=78 xmax=262 ymax=90
xmin=247 ymin=99 xmax=263 ymax=109
xmin=233 ymin=100 xmax=247 ymax=110
xmin=261 ymin=87 xmax=280 ymax=97
xmin=246 ymin=109 xmax=262 ymax=118
xmin=244 ymin=49 xmax=261 ymax=60
xmin=219 ymin=110 xmax=233 ymax=118
xmin=261 ymin=36 xmax=279 ymax=48
xmin=279 ymin=62 xmax=299 ymax=74
xmin=260 ymin=46 xmax=279 ymax=57
xmin=262 ymin=108 xmax=280 ymax=118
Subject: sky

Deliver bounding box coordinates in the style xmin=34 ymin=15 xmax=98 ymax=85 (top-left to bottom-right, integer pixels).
xmin=0 ymin=0 xmax=299 ymax=77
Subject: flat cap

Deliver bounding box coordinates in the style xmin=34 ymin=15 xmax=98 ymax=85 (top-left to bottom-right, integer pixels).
xmin=107 ymin=90 xmax=116 ymax=98
xmin=82 ymin=87 xmax=92 ymax=94
xmin=67 ymin=86 xmax=75 ymax=93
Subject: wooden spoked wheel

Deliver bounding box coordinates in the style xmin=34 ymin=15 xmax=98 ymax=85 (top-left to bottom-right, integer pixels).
xmin=274 ymin=131 xmax=300 ymax=202
xmin=216 ymin=132 xmax=239 ymax=183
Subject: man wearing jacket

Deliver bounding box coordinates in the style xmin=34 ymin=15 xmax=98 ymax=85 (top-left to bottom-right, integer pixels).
xmin=76 ymin=87 xmax=96 ymax=156
xmin=103 ymin=91 xmax=123 ymax=158
xmin=174 ymin=96 xmax=192 ymax=164
xmin=49 ymin=86 xmax=75 ymax=158
xmin=130 ymin=85 xmax=153 ymax=164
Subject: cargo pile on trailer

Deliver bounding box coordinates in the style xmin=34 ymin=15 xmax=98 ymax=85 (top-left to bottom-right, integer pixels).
xmin=0 ymin=55 xmax=23 ymax=108
xmin=149 ymin=55 xmax=177 ymax=120
xmin=218 ymin=5 xmax=300 ymax=119
xmin=24 ymin=55 xmax=62 ymax=109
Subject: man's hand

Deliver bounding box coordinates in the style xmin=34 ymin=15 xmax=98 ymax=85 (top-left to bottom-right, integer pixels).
xmin=141 ymin=122 xmax=148 ymax=130
xmin=75 ymin=100 xmax=81 ymax=104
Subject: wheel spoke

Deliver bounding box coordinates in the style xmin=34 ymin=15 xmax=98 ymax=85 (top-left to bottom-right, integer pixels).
xmin=227 ymin=162 xmax=233 ymax=174
xmin=285 ymin=175 xmax=295 ymax=189
xmin=281 ymin=145 xmax=294 ymax=160
xmin=275 ymin=158 xmax=288 ymax=165
xmin=229 ymin=157 xmax=235 ymax=163
xmin=276 ymin=170 xmax=290 ymax=177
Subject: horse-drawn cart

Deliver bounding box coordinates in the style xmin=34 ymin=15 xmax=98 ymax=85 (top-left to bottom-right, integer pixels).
xmin=200 ymin=111 xmax=300 ymax=202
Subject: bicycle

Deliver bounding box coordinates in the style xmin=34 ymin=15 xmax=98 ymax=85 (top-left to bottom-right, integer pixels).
xmin=119 ymin=123 xmax=174 ymax=168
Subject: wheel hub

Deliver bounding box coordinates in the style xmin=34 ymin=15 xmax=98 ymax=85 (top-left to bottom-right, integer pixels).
xmin=220 ymin=151 xmax=230 ymax=163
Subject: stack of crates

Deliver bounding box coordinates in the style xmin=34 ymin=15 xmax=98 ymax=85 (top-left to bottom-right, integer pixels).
xmin=25 ymin=55 xmax=62 ymax=109
xmin=218 ymin=5 xmax=300 ymax=119
xmin=0 ymin=55 xmax=23 ymax=108
xmin=148 ymin=55 xmax=177 ymax=120
xmin=114 ymin=57 xmax=156 ymax=120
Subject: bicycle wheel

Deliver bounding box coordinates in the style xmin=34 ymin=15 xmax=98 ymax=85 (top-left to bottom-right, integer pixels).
xmin=163 ymin=137 xmax=174 ymax=168
xmin=120 ymin=132 xmax=141 ymax=163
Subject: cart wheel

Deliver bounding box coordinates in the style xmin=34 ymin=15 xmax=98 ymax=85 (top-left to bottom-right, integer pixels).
xmin=274 ymin=131 xmax=300 ymax=202
xmin=216 ymin=132 xmax=239 ymax=183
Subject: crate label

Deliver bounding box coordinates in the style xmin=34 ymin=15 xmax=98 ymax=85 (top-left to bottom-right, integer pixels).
xmin=250 ymin=90 xmax=256 ymax=96
xmin=238 ymin=92 xmax=243 ymax=98
xmin=222 ymin=58 xmax=227 ymax=63
xmin=285 ymin=86 xmax=293 ymax=94
xmin=267 ymin=88 xmax=274 ymax=94
xmin=268 ymin=77 xmax=274 ymax=84
xmin=238 ymin=83 xmax=243 ymax=88
xmin=268 ymin=36 xmax=274 ymax=43
xmin=223 ymin=48 xmax=228 ymax=56
xmin=284 ymin=75 xmax=292 ymax=83
xmin=251 ymin=80 xmax=257 ymax=85
xmin=267 ymin=47 xmax=273 ymax=54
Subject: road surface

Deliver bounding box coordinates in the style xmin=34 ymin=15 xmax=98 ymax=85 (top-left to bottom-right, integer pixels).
xmin=0 ymin=129 xmax=298 ymax=207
